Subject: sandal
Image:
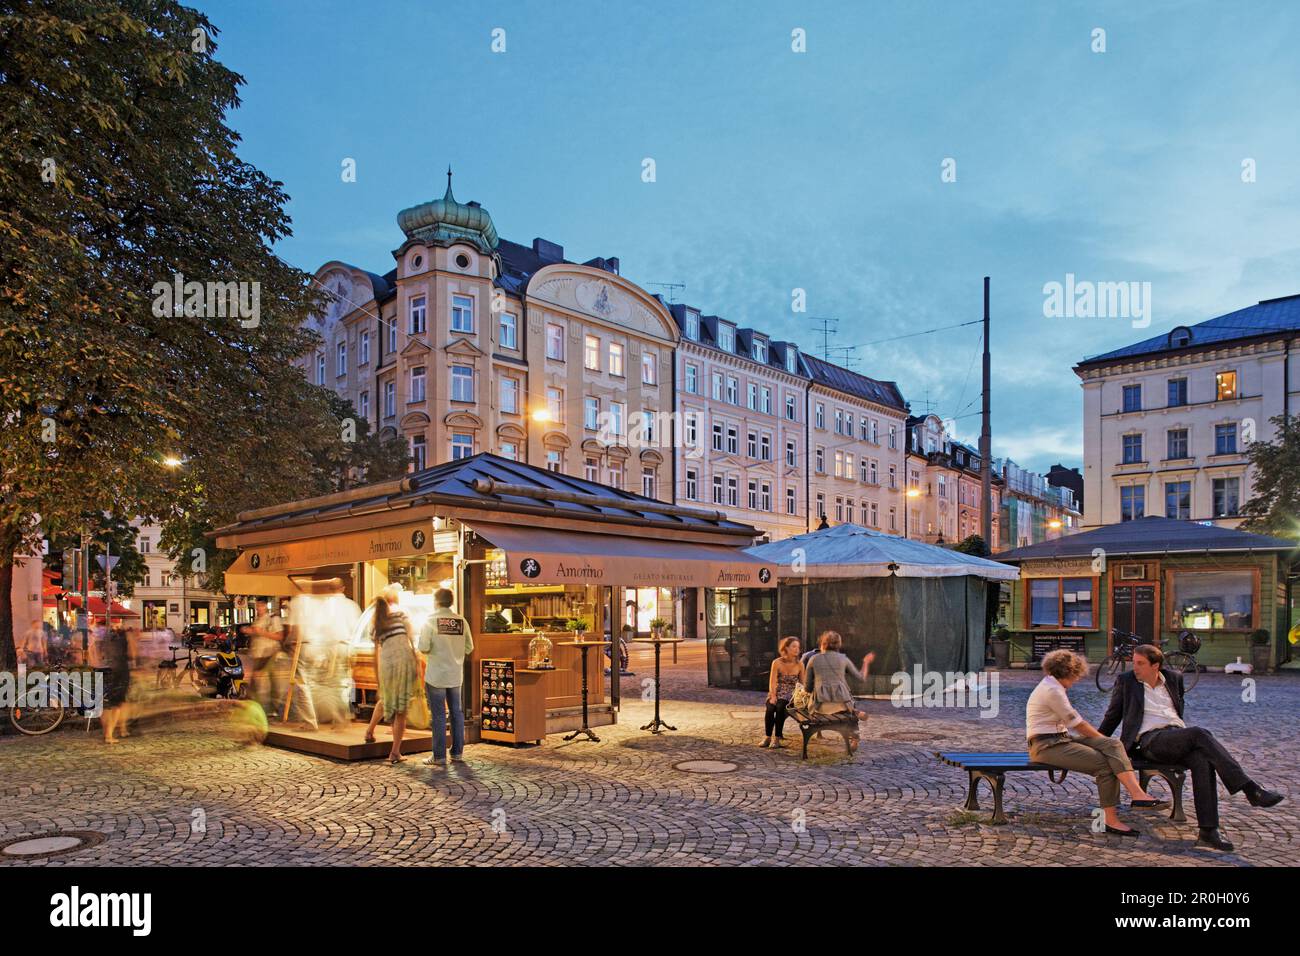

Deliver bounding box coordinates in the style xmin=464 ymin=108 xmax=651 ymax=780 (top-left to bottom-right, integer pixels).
xmin=364 ymin=732 xmax=376 ymax=743
xmin=387 ymin=754 xmax=404 ymax=765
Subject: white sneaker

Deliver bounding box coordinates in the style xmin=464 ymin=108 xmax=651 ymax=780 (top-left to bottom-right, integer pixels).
xmin=450 ymin=754 xmax=465 ymax=762
xmin=422 ymin=756 xmax=446 ymax=767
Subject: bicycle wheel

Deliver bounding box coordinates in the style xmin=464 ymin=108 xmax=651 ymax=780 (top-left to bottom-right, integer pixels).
xmin=1165 ymin=652 xmax=1200 ymax=692
xmin=10 ymin=699 xmax=66 ymax=736
xmin=1095 ymin=655 xmax=1125 ymax=692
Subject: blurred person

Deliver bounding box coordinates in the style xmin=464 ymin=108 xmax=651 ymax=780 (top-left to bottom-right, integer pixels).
xmin=100 ymin=625 xmax=131 ymax=744
xmin=1100 ymin=644 xmax=1284 ymax=851
xmin=310 ymin=579 xmax=360 ymax=728
xmin=418 ymin=588 xmax=474 ymax=768
xmin=1028 ymin=649 xmax=1167 ymax=837
xmin=803 ymin=630 xmax=873 ymax=734
xmin=17 ymin=619 xmax=47 ymax=667
xmin=249 ymin=597 xmax=286 ymax=715
xmin=280 ymin=596 xmax=318 ymax=730
xmin=762 ymin=637 xmax=804 ymax=748
xmin=364 ymin=585 xmax=418 ymax=763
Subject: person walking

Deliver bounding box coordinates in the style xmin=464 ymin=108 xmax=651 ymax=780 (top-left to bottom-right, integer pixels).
xmin=249 ymin=598 xmax=286 ymax=716
xmin=417 ymin=588 xmax=474 ymax=768
xmin=364 ymin=585 xmax=418 ymax=764
xmin=100 ymin=625 xmax=132 ymax=744
xmin=1099 ymin=644 xmax=1284 ymax=851
xmin=762 ymin=637 xmax=804 ymax=748
xmin=1027 ymin=649 xmax=1168 ymax=836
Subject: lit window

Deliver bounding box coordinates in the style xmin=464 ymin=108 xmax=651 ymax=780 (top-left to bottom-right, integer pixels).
xmin=1215 ymin=371 xmax=1237 ymax=401
xmin=609 ymin=342 xmax=624 ymax=376
xmin=1172 ymin=570 xmax=1253 ymax=629
xmin=642 ymin=350 xmax=657 ymax=385
xmin=584 ymin=334 xmax=600 ymax=369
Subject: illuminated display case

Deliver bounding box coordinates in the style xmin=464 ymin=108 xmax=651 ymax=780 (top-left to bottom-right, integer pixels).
xmin=480 ymin=658 xmax=546 ymax=745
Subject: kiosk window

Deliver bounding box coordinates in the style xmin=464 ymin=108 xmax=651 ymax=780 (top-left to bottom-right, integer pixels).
xmin=1029 ymin=577 xmax=1094 ymax=628
xmin=1171 ymin=570 xmax=1253 ymax=630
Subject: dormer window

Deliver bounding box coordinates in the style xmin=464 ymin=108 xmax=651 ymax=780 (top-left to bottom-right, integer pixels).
xmin=718 ymin=324 xmax=735 ymax=352
xmin=685 ymin=311 xmax=700 ymax=340
xmin=753 ymin=339 xmax=767 ymax=363
xmin=785 ymin=347 xmax=798 ymax=373
xmin=1168 ymin=326 xmax=1192 ymax=348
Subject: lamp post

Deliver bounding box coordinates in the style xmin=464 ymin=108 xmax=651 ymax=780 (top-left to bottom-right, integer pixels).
xmin=904 ymin=486 xmax=921 ymax=539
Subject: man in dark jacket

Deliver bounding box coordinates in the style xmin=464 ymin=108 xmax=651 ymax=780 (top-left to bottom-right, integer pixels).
xmin=1099 ymin=644 xmax=1284 ymax=851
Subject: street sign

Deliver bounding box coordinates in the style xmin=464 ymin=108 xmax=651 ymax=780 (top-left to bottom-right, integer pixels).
xmin=95 ymin=555 xmax=121 ymax=571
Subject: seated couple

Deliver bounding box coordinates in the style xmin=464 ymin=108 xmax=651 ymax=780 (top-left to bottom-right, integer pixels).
xmin=762 ymin=630 xmax=873 ymax=750
xmin=1029 ymin=647 xmax=1283 ymax=850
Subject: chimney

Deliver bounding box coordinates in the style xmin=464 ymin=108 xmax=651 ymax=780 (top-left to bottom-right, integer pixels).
xmin=532 ymin=238 xmax=564 ymax=263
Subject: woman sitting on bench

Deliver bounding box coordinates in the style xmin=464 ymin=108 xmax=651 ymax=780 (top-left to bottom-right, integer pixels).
xmin=1028 ymin=649 xmax=1169 ymax=836
xmin=803 ymin=631 xmax=874 ymax=737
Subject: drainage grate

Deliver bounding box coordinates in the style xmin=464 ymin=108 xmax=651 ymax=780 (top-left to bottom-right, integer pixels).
xmin=0 ymin=830 xmax=106 ymax=860
xmin=878 ymin=730 xmax=945 ymax=742
xmin=674 ymin=759 xmax=738 ymax=774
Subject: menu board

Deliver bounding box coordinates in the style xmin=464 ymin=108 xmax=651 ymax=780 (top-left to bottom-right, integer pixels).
xmin=481 ymin=659 xmax=516 ymax=736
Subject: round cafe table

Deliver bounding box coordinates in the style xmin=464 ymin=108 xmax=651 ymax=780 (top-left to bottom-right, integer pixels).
xmin=557 ymin=640 xmax=610 ymax=742
xmin=631 ymin=637 xmax=685 ymax=734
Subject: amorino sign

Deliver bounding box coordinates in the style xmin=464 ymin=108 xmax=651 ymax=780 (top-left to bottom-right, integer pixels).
xmin=230 ymin=522 xmax=437 ymax=575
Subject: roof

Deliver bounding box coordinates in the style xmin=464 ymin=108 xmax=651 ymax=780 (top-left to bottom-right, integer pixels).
xmin=668 ymin=303 xmax=808 ymax=378
xmin=802 ymin=353 xmax=907 ymax=411
xmin=745 ymin=523 xmax=1019 ymax=580
xmin=995 ymin=516 xmax=1297 ymax=562
xmin=213 ymin=453 xmax=761 ymax=543
xmin=1077 ymin=294 xmax=1300 ymax=368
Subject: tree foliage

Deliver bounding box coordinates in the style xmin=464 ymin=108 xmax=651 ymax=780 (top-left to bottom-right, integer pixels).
xmin=952 ymin=534 xmax=990 ymax=557
xmin=1239 ymin=414 xmax=1300 ymax=540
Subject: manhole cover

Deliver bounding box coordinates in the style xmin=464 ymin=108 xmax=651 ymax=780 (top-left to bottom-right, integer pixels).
xmin=0 ymin=830 xmax=106 ymax=860
xmin=674 ymin=759 xmax=738 ymax=774
xmin=879 ymin=731 xmax=943 ymax=742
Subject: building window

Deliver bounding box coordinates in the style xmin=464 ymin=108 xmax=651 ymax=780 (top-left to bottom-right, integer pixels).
xmin=451 ymin=365 xmax=474 ymax=403
xmin=727 ymin=476 xmax=739 ymax=507
xmin=1212 ymin=477 xmax=1241 ymax=517
xmin=1214 ymin=423 xmax=1237 ymax=455
xmin=359 ymin=330 xmax=370 ymax=366
xmin=640 ymin=410 xmax=658 ymax=444
xmin=834 ymin=450 xmax=844 ymax=478
xmin=748 ymin=382 xmax=758 ymax=411
xmin=712 ymin=422 xmax=724 ymax=451
xmin=713 ymin=475 xmax=724 ymax=504
xmin=845 ymin=499 xmax=854 ymax=524
xmin=888 ymin=507 xmax=896 ymax=531
xmin=888 ymin=425 xmax=897 ymax=449
xmin=409 ymin=366 xmax=426 ymax=403
xmin=1166 ymin=428 xmax=1188 ymax=460
xmin=608 ymin=461 xmax=625 ymax=490
xmin=815 ymin=447 xmax=825 ymax=473
xmin=1171 ymin=570 xmax=1254 ymax=630
xmin=685 ymin=311 xmax=699 ymax=340
xmin=584 ymin=334 xmax=600 ymax=370
xmin=760 ymin=387 xmax=771 ymax=414
xmin=451 ymin=294 xmax=474 ymax=333
xmin=761 ymin=481 xmax=772 ymax=512
xmin=546 ymin=387 xmax=563 ymax=424
xmin=1165 ymin=480 xmax=1191 ymax=519
xmin=499 ymin=376 xmax=518 ymax=414
xmin=786 ymin=488 xmax=797 ymax=515
xmin=1029 ymin=577 xmax=1095 ymax=628
xmin=410 ymin=434 xmax=427 ymax=471
xmin=1122 ymin=384 xmax=1141 ymax=413
xmin=1168 ymin=378 xmax=1187 ymax=407
xmin=546 ymin=323 xmax=565 ymax=361
xmin=1122 ymin=433 xmax=1143 ymax=464
xmin=786 ymin=439 xmax=798 ymax=467
xmin=726 ymin=376 xmax=738 ymax=405
xmin=608 ymin=342 xmax=624 ymax=376
xmin=642 ymin=350 xmax=657 ymax=385
xmin=546 ymin=450 xmax=563 ymax=473
xmin=685 ymin=412 xmax=699 ymax=448
xmin=726 ymin=425 xmax=739 ymax=455
xmin=642 ymin=467 xmax=657 ymax=498
xmin=1215 ymin=371 xmax=1237 ymax=401
xmin=685 ymin=468 xmax=698 ymax=500
xmin=499 ymin=312 xmax=518 ymax=349
xmin=759 ymin=434 xmax=771 ymax=461
xmin=386 ymin=315 xmax=396 ymax=354
xmin=584 ymin=397 xmax=599 ymax=430
xmin=786 ymin=348 xmax=798 ymax=373
xmin=815 ymin=494 xmax=826 ymax=519
xmin=451 ymin=433 xmax=473 ymax=459
xmin=584 ymin=457 xmax=599 ymax=482
xmin=359 ymin=391 xmax=369 ymax=420
xmin=785 ymin=395 xmax=797 ymax=421
xmin=336 ymin=341 xmax=347 ymax=376
xmin=1120 ymin=485 xmax=1145 ymax=521
xmin=409 ymin=295 xmax=427 ymax=335
xmin=712 ymin=372 xmax=724 ymax=401
xmin=499 ymin=442 xmax=518 ymax=461
xmin=718 ymin=325 xmax=734 ymax=352
xmin=835 ymin=409 xmax=843 ymax=435
xmin=860 ymin=459 xmax=870 ymax=483
xmin=815 ymin=403 xmax=825 ymax=429
xmin=383 ymin=381 xmax=396 ymax=418
xmin=316 ymin=353 xmax=325 ymax=385
xmin=684 ymin=363 xmax=698 ymax=394
xmin=888 ymin=465 xmax=896 ymax=489
xmin=870 ymin=502 xmax=879 ymax=526
xmin=609 ymin=402 xmax=625 ymax=436
xmin=754 ymin=340 xmax=767 ymax=363
xmin=747 ymin=431 xmax=758 ymax=459
xmin=835 ymin=497 xmax=844 ymax=522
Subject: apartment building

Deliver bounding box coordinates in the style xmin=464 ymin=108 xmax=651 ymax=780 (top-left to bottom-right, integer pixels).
xmin=1076 ymin=294 xmax=1300 ymax=528
xmin=905 ymin=414 xmax=1003 ymax=548
xmin=997 ymin=459 xmax=1082 ymax=549
xmin=131 ymin=520 xmax=228 ymax=630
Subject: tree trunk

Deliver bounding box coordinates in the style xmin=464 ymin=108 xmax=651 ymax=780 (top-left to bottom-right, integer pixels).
xmin=0 ymin=551 xmax=16 ymax=673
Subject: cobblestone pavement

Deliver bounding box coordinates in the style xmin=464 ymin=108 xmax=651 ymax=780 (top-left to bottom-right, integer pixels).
xmin=1 ymin=644 xmax=1296 ymax=866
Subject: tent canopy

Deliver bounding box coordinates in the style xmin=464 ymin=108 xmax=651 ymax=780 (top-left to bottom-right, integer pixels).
xmin=745 ymin=523 xmax=1020 ymax=581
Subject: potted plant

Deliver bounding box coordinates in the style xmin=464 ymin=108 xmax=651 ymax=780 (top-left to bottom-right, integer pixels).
xmin=649 ymin=616 xmax=668 ymax=639
xmin=989 ymin=625 xmax=1011 ymax=669
xmin=564 ymin=617 xmax=590 ymax=637
xmin=1249 ymin=628 xmax=1271 ymax=674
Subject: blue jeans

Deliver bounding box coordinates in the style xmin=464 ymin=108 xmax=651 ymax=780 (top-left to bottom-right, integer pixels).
xmin=426 ymin=684 xmax=464 ymax=760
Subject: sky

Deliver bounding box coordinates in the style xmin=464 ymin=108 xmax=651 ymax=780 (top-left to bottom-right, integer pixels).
xmin=196 ymin=0 xmax=1300 ymax=474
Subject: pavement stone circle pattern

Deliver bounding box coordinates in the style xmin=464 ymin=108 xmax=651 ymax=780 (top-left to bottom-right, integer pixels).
xmin=0 ymin=647 xmax=1296 ymax=866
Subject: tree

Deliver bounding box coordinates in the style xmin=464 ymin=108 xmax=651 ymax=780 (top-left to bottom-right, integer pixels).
xmin=0 ymin=0 xmax=330 ymax=667
xmin=1239 ymin=414 xmax=1300 ymax=540
xmin=952 ymin=534 xmax=990 ymax=557
xmin=48 ymin=513 xmax=147 ymax=598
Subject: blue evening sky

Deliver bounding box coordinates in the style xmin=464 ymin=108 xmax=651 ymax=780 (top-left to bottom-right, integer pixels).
xmin=196 ymin=0 xmax=1300 ymax=473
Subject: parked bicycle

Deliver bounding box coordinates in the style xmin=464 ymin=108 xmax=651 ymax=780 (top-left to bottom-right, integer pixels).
xmin=1095 ymin=628 xmax=1201 ymax=692
xmin=7 ymin=670 xmax=97 ymax=736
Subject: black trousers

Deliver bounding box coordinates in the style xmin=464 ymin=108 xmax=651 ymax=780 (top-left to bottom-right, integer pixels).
xmin=765 ymin=699 xmax=790 ymax=738
xmin=1137 ymin=726 xmax=1252 ymax=829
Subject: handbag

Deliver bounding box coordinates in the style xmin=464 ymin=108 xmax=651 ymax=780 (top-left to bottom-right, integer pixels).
xmin=405 ymin=654 xmax=431 ymax=730
xmin=791 ymin=682 xmax=814 ymax=712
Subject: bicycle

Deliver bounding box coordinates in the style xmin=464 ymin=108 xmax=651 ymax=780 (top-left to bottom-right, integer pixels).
xmin=8 ymin=670 xmax=97 ymax=736
xmin=1095 ymin=628 xmax=1201 ymax=692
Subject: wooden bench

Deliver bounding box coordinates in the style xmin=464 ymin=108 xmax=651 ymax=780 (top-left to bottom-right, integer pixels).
xmin=786 ymin=705 xmax=861 ymax=759
xmin=936 ymin=751 xmax=1188 ymax=825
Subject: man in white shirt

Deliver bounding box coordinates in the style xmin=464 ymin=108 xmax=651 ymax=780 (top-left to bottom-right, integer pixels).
xmin=1099 ymin=643 xmax=1284 ymax=852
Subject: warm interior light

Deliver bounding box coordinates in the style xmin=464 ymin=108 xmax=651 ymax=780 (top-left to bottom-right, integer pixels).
xmin=438 ymin=578 xmax=454 ymax=589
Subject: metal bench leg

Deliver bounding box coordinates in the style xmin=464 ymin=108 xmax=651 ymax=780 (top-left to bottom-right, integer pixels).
xmin=963 ymin=771 xmax=981 ymax=812
xmin=1165 ymin=769 xmax=1187 ymax=823
xmin=801 ymin=728 xmax=811 ymax=760
xmin=973 ymin=770 xmax=1007 ymax=824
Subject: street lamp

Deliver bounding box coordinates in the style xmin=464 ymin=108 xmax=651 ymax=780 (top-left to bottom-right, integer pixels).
xmin=904 ymin=486 xmax=921 ymax=539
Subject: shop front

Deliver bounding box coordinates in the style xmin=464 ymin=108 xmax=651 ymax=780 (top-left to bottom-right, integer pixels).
xmin=996 ymin=516 xmax=1297 ymax=668
xmin=213 ymin=454 xmax=773 ymax=757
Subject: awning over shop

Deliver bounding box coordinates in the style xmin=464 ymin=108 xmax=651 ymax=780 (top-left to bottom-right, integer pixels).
xmin=222 ymin=569 xmax=305 ymax=598
xmin=43 ymin=594 xmax=140 ymax=618
xmin=465 ymin=522 xmax=776 ymax=589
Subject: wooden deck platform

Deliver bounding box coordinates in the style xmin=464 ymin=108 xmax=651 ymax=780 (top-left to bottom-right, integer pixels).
xmin=264 ymin=722 xmax=433 ymax=761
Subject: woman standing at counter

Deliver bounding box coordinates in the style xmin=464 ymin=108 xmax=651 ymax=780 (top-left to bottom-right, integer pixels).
xmin=364 ymin=585 xmax=419 ymax=764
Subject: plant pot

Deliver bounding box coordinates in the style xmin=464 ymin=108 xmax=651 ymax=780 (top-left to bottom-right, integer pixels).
xmin=990 ymin=639 xmax=1011 ymax=669
xmin=1250 ymin=644 xmax=1272 ymax=674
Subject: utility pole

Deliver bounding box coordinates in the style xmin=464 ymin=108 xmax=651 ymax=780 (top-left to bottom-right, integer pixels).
xmin=980 ymin=277 xmax=992 ymax=549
